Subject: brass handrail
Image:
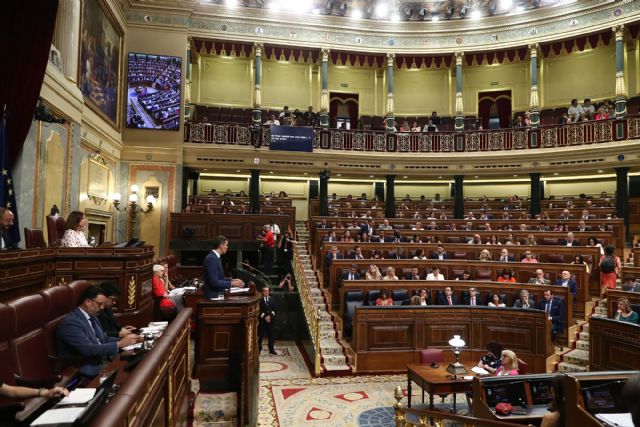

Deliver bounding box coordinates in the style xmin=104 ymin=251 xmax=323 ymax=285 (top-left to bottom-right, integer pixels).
xmin=292 ymin=246 xmax=322 ymax=376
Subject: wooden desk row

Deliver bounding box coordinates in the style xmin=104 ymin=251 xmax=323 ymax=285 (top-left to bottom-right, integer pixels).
xmin=328 ymin=259 xmax=588 ymax=318
xmin=590 ymin=316 xmax=640 ymax=371
xmin=185 ymin=204 xmax=296 ymax=219
xmin=352 ymin=306 xmax=552 ymax=373
xmin=0 ymin=246 xmax=154 ymax=325
xmin=190 ymin=195 xmax=293 ymax=206
xmin=339 ymin=280 xmax=574 ymax=341
xmin=170 ymin=212 xmax=293 ymax=242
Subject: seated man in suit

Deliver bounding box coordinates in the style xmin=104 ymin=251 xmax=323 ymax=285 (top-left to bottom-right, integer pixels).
xmin=203 ymin=235 xmax=245 ymax=299
xmin=513 ymin=289 xmax=533 ymax=309
xmin=536 ymin=289 xmax=564 ymax=339
xmin=56 ymin=286 xmax=140 ymax=378
xmin=325 ymin=245 xmax=343 ymax=267
xmin=528 ymin=269 xmax=550 ymax=285
xmin=0 ymin=208 xmax=19 ymax=250
xmin=497 ymin=248 xmax=515 ymax=262
xmin=463 ymin=287 xmax=480 ymax=306
xmin=430 ymin=244 xmax=450 ymax=260
xmin=561 ymin=232 xmax=579 ymax=246
xmin=438 ymin=286 xmax=458 ymax=306
xmin=404 ymin=266 xmax=422 ymax=280
xmin=351 ymin=245 xmax=365 ymax=260
xmin=97 ymin=282 xmax=136 ymax=338
xmin=555 ymin=270 xmax=577 ymax=296
xmin=342 ymin=264 xmax=361 ymax=282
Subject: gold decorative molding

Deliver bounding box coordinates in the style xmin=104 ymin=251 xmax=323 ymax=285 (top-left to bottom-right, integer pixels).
xmin=320 ymin=89 xmax=329 ymax=113
xmin=58 ymin=277 xmax=67 ymax=287
xmin=253 ymin=42 xmax=262 ymax=57
xmin=128 ymin=275 xmax=136 ymax=307
xmin=321 ymin=48 xmax=330 ymax=62
xmin=386 ymin=52 xmax=395 ymax=68
xmin=529 ymin=43 xmax=538 ymax=59
xmin=613 ymin=24 xmax=625 ymax=41
xmin=455 ymin=92 xmax=464 ymax=115
xmin=616 ymin=71 xmax=627 ymax=98
xmin=530 ymin=85 xmax=540 ymax=109
xmin=454 ymin=51 xmax=464 ymax=65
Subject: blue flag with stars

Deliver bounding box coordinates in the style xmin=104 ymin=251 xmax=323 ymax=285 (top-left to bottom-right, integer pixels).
xmin=0 ymin=111 xmax=20 ymax=244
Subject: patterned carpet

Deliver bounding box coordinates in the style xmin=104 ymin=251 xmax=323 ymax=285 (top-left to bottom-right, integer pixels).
xmin=258 ymin=342 xmax=469 ymax=427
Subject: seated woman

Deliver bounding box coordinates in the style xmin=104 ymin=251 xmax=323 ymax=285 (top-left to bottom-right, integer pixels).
xmin=375 ymin=289 xmax=394 ymax=306
xmin=341 ymin=230 xmax=354 ymax=243
xmin=486 ymin=235 xmax=501 ymax=245
xmin=478 ymin=249 xmax=492 ymax=262
xmin=541 ymin=375 xmax=566 ymax=427
xmin=372 ymin=249 xmax=384 ymax=260
xmin=60 ymin=211 xmax=90 ymax=247
xmin=383 ymin=266 xmax=399 ymax=281
xmin=477 ymin=341 xmax=503 ymax=375
xmin=587 ymin=236 xmax=604 ymax=255
xmin=152 ymin=264 xmax=183 ymax=311
xmin=521 ymin=251 xmax=539 ymax=263
xmin=495 ymin=350 xmax=519 ymax=376
xmin=497 ymin=269 xmax=516 ymax=283
xmin=488 ymin=294 xmax=506 ymax=307
xmin=615 ymin=298 xmax=639 ymax=324
xmin=456 ymin=270 xmax=472 ymax=281
xmin=365 ymin=264 xmax=382 ymax=280
xmin=571 ymin=254 xmax=591 ymax=275
xmin=413 ymin=248 xmax=427 ymax=260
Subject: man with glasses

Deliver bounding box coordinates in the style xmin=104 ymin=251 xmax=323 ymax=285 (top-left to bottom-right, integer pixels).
xmin=97 ymin=281 xmax=137 ymax=338
xmin=57 ymin=286 xmax=140 ymax=378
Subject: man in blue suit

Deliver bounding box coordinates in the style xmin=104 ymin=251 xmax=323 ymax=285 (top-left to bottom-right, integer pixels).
xmin=536 ymin=289 xmax=564 ymax=340
xmin=203 ymin=235 xmax=244 ymax=299
xmin=554 ymin=270 xmax=577 ymax=297
xmin=56 ymin=286 xmax=139 ymax=378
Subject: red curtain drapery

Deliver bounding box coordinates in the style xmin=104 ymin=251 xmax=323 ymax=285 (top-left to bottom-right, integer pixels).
xmin=478 ymin=90 xmax=512 ymax=129
xmin=0 ymin=0 xmax=59 ymax=164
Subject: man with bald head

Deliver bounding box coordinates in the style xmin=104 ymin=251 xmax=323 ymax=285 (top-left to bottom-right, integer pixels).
xmin=0 ymin=208 xmax=18 ymax=250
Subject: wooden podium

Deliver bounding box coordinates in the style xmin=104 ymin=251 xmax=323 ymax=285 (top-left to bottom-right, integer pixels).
xmin=194 ymin=291 xmax=260 ymax=427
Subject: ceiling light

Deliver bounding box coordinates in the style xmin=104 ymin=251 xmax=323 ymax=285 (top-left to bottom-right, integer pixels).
xmin=374 ymin=1 xmax=389 ymax=18
xmin=432 ymin=13 xmax=440 ymax=21
xmin=598 ymin=170 xmax=604 ymax=173
xmin=390 ymin=12 xmax=400 ymax=21
xmin=438 ymin=176 xmax=443 ymax=179
xmin=402 ymin=175 xmax=408 ymax=179
xmin=236 ymin=169 xmax=241 ymax=172
xmin=351 ymin=8 xmax=362 ymax=18
xmin=369 ymin=175 xmax=375 ymax=178
xmin=499 ymin=0 xmax=512 ymax=9
xmin=470 ymin=8 xmax=481 ymax=19
xmin=337 ymin=173 xmax=342 ymax=176
xmin=553 ymin=172 xmax=559 ymax=176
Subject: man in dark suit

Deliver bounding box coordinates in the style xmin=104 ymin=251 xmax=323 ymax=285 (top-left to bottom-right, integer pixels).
xmin=258 ymin=287 xmax=277 ymax=355
xmin=438 ymin=286 xmax=458 ymax=306
xmin=97 ymin=282 xmax=136 ymax=338
xmin=430 ymin=244 xmax=450 ymax=260
xmin=203 ymin=235 xmax=244 ymax=299
xmin=513 ymin=290 xmax=533 ymax=309
xmin=498 ymin=248 xmax=515 ymax=262
xmin=350 ymin=245 xmax=365 ymax=260
xmin=56 ymin=286 xmax=139 ymax=378
xmin=462 ymin=287 xmax=480 ymax=306
xmin=360 ymin=219 xmax=375 ymax=236
xmin=555 ymin=270 xmax=577 ymax=296
xmin=560 ymin=232 xmax=579 ymax=246
xmin=536 ymin=289 xmax=564 ymax=339
xmin=342 ymin=265 xmax=361 ymax=281
xmin=404 ymin=266 xmax=421 ymax=280
xmin=0 ymin=208 xmax=19 ymax=250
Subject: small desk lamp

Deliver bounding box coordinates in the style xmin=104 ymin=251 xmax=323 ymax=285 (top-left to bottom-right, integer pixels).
xmin=446 ymin=335 xmax=468 ymax=378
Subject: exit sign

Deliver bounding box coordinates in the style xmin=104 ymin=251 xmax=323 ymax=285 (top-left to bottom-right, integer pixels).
xmin=490 ymin=81 xmax=499 ymax=86
xmin=340 ymin=83 xmax=349 ymax=87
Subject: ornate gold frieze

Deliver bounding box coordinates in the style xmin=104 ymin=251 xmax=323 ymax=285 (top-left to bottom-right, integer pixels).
xmin=128 ymin=275 xmax=136 ymax=307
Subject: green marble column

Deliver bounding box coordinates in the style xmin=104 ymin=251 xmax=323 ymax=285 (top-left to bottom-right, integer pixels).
xmin=252 ymin=43 xmax=263 ymax=128
xmin=614 ymin=25 xmax=627 ymax=118
xmin=385 ymin=53 xmax=395 ymax=133
xmin=454 ymin=52 xmax=464 ymax=132
xmin=529 ymin=43 xmax=540 ymax=128
xmin=319 ymin=48 xmax=330 ymax=129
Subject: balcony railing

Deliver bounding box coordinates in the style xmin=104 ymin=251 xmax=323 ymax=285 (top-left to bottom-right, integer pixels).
xmin=184 ymin=115 xmax=640 ymax=152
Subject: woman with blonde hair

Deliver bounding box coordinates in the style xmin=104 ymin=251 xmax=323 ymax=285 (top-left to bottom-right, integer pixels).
xmin=495 ymin=350 xmax=519 ymax=376
xmin=478 ymin=249 xmax=492 ymax=262
xmin=615 ymin=298 xmax=639 ymax=324
xmin=383 ymin=266 xmax=399 ymax=281
xmin=365 ymin=264 xmax=382 ymax=280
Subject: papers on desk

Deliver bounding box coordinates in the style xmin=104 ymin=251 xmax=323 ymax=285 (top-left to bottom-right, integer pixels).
xmin=595 ymin=413 xmax=633 ymax=427
xmin=229 ymin=287 xmax=250 ymax=294
xmin=170 ymin=287 xmax=196 ymax=296
xmin=31 ymin=407 xmax=86 ymax=425
xmin=57 ymin=388 xmax=96 ymax=405
xmin=471 ymin=366 xmax=490 ymax=376
xmin=121 ymin=343 xmax=143 ymax=351
xmin=463 ymin=376 xmax=474 ymax=380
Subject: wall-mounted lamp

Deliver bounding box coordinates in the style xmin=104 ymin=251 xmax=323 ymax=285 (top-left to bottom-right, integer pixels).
xmin=112 ymin=185 xmax=155 ymax=219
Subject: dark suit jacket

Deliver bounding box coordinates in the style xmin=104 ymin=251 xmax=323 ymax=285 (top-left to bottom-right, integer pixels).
xmin=430 ymin=251 xmax=450 ymax=260
xmin=513 ymin=299 xmax=533 ymax=309
xmin=97 ymin=308 xmax=122 ymax=338
xmin=537 ymin=297 xmax=564 ymax=332
xmin=0 ymin=228 xmax=19 ymax=250
xmin=555 ymin=278 xmax=577 ymax=296
xmin=561 ymin=240 xmax=580 ymax=246
xmin=438 ymin=294 xmax=458 ymax=305
xmin=259 ymin=295 xmax=277 ymax=320
xmin=203 ymin=250 xmax=231 ymax=298
xmin=497 ymin=256 xmax=515 ymax=262
xmin=359 ymin=224 xmax=374 ymax=235
xmin=462 ymin=295 xmax=481 ymax=306
xmin=342 ymin=272 xmax=361 ymax=281
xmin=56 ymin=308 xmax=120 ymax=377
xmin=404 ymin=274 xmax=421 ymax=280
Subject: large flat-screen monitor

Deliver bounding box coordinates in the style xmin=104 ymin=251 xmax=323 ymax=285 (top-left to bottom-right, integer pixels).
xmin=126 ymin=53 xmax=182 ymax=131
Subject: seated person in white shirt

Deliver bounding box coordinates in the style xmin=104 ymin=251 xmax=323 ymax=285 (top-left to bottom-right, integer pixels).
xmin=567 ymin=98 xmax=584 ymax=122
xmin=426 ymin=266 xmax=445 ymax=280
xmin=263 ymin=113 xmax=280 ymax=126
xmin=60 ymin=211 xmax=91 ymax=247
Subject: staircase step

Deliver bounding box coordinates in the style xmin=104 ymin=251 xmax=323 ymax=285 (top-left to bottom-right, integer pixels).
xmin=557 ymin=362 xmax=589 ymax=373
xmin=582 ymin=323 xmax=589 ymax=333
xmin=563 ymin=349 xmax=589 ymax=366
xmin=322 ymin=354 xmax=348 ymax=364
xmin=575 ymin=339 xmax=590 ymax=350
xmin=579 ymin=331 xmax=590 ymax=341
xmin=322 ymin=364 xmax=351 ymax=374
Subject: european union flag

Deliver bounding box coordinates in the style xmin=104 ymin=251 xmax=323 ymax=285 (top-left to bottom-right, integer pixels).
xmin=0 ymin=110 xmax=20 ymax=244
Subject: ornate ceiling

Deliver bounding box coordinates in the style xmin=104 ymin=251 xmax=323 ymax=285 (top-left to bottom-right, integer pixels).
xmin=121 ymin=0 xmax=639 ymax=53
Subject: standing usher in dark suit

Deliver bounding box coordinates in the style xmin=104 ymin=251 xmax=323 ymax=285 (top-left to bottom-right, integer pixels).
xmin=258 ymin=293 xmax=277 ymax=354
xmin=203 ymin=250 xmax=231 ymax=298
xmin=537 ymin=297 xmax=564 ymax=337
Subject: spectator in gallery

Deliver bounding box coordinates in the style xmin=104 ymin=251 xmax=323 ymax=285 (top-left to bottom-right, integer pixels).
xmin=614 ymin=297 xmax=639 ymax=324
xmin=60 ymin=211 xmax=90 ymax=248
xmin=595 ymin=106 xmax=609 ymax=121
xmin=524 ymin=111 xmax=532 ymax=127
xmin=411 ymin=121 xmax=421 ymax=132
xmin=278 ymin=106 xmax=291 ymax=118
xmin=582 ymin=98 xmax=595 ymax=120
xmin=422 ymin=119 xmax=438 ymax=132
xmin=399 ymin=120 xmax=411 ymax=132
xmin=514 ymin=115 xmax=524 ymax=128
xmin=303 ymin=106 xmax=316 ymax=126
xmin=567 ymin=98 xmax=584 ymax=122
xmin=263 ymin=113 xmax=280 ymax=126
xmin=430 ymin=111 xmax=441 ymax=126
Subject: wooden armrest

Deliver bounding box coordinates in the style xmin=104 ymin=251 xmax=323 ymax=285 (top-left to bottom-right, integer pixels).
xmin=13 ymin=373 xmax=61 ymax=389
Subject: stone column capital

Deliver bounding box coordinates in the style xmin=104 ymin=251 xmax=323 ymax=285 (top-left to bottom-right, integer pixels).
xmin=321 ymin=48 xmax=330 ymax=62
xmin=528 ymin=43 xmax=539 ymax=58
xmin=454 ymin=51 xmax=464 ymax=64
xmin=386 ymin=52 xmax=395 ymax=67
xmin=253 ymin=42 xmax=263 ymax=57
xmin=613 ymin=24 xmax=625 ymax=41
